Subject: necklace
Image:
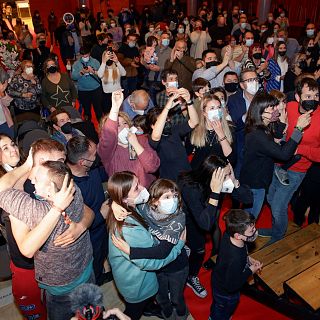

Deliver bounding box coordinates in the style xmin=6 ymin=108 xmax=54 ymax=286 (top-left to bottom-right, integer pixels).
xmin=208 ymin=130 xmax=217 ymax=147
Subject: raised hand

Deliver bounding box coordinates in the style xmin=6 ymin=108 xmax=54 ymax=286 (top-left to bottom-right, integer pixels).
xmin=111 ymin=90 xmax=124 ymax=110
xmin=51 ymin=174 xmax=75 ymax=212
xmin=210 ymin=167 xmax=226 ymax=193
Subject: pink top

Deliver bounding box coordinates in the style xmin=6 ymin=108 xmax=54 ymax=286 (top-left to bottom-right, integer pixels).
xmin=98 ymin=118 xmax=160 ymax=187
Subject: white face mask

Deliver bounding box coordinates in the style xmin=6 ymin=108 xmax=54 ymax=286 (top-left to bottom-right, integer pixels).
xmin=149 ymin=27 xmax=154 ymax=32
xmin=82 ymin=56 xmax=90 ymax=62
xmin=221 ymin=178 xmax=235 ymax=193
xmin=246 ymin=81 xmax=259 ymax=95
xmin=245 ymin=39 xmax=254 ymax=47
xmin=267 ymin=37 xmax=274 ymax=45
xmin=25 ymin=67 xmax=33 ymax=75
xmin=307 ymin=29 xmax=315 ymax=37
xmin=278 ymin=37 xmax=285 ymax=42
xmin=134 ymin=188 xmax=150 ymax=205
xmin=158 ymin=197 xmax=179 ymax=215
xmin=118 ymin=127 xmax=130 ymax=145
xmin=134 ymin=109 xmax=145 ymax=116
xmin=220 ymin=100 xmax=226 ymax=108
xmin=166 ymin=81 xmax=178 ymax=88
xmin=207 ymin=109 xmax=222 ymax=121
xmin=178 ymin=28 xmax=184 ymax=34
xmin=240 ymin=22 xmax=247 ymax=29
xmin=111 ymin=23 xmax=116 ymax=28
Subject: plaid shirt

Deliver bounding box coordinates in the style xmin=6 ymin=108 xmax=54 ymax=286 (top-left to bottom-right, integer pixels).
xmin=156 ymin=90 xmax=187 ymax=126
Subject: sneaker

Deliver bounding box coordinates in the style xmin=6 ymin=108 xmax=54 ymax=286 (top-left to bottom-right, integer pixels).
xmin=203 ymin=258 xmax=216 ymax=270
xmin=274 ymin=167 xmax=289 ymax=186
xmin=258 ymin=228 xmax=272 ymax=237
xmin=187 ymin=276 xmax=207 ymax=298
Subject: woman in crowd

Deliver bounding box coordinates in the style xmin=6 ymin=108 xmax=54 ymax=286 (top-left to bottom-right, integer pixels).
xmin=7 ymin=60 xmax=42 ymax=118
xmin=98 ymin=90 xmax=160 ymax=188
xmin=243 ymin=43 xmax=271 ymax=89
xmin=113 ymin=178 xmax=189 ymax=320
xmin=190 ymin=19 xmax=211 ymax=59
xmin=240 ymin=92 xmax=310 ymax=218
xmin=178 ymin=155 xmax=237 ymax=298
xmin=303 ymin=37 xmax=320 ymax=73
xmin=97 ymin=50 xmax=126 ymax=114
xmin=41 ymin=58 xmax=77 ymax=113
xmin=0 ymin=68 xmax=14 ymax=138
xmin=147 ymin=89 xmax=199 ymax=181
xmin=108 ymin=19 xmax=123 ymax=45
xmin=267 ymin=41 xmax=288 ymax=92
xmin=106 ymin=171 xmax=185 ymax=320
xmin=186 ymin=93 xmax=234 ymax=170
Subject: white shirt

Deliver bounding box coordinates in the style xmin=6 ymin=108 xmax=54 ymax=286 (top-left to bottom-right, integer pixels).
xmin=277 ymin=57 xmax=288 ymax=92
xmin=97 ymin=62 xmax=126 ymax=93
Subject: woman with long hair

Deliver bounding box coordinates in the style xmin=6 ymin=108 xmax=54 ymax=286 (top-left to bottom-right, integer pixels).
xmin=106 ymin=171 xmax=185 ymax=320
xmin=97 ymin=50 xmax=126 ymax=114
xmin=267 ymin=41 xmax=288 ymax=92
xmin=177 ymin=155 xmax=235 ymax=298
xmin=112 ymin=178 xmax=189 ymax=320
xmin=240 ymin=92 xmax=310 ymax=218
xmin=186 ymin=93 xmax=234 ymax=170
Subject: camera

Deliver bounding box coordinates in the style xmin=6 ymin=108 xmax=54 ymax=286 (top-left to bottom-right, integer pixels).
xmin=108 ymin=46 xmax=113 ymax=53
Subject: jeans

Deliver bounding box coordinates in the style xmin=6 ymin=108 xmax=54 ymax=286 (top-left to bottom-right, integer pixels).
xmin=209 ymin=284 xmax=240 ymax=320
xmin=45 ymin=272 xmax=95 ymax=320
xmin=156 ymin=265 xmax=189 ymax=317
xmin=245 ymin=188 xmax=266 ymax=218
xmin=0 ymin=122 xmax=13 ymax=139
xmin=267 ymin=166 xmax=305 ymax=243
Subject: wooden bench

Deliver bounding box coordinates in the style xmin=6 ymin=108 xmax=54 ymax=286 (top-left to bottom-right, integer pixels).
xmin=251 ymin=223 xmax=320 ymax=267
xmin=256 ymin=237 xmax=320 ymax=296
xmin=285 ymin=262 xmax=320 ymax=311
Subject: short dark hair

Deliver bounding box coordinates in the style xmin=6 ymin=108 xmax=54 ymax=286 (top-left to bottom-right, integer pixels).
xmin=192 ymin=77 xmax=210 ymax=93
xmin=50 ymin=109 xmax=71 ymax=125
xmin=295 ymin=77 xmax=319 ymax=97
xmin=80 ymin=46 xmax=91 ymax=55
xmin=202 ymin=49 xmax=216 ymax=60
xmin=146 ymin=107 xmax=163 ymax=129
xmin=96 ymin=33 xmax=107 ymax=42
xmin=66 ymin=136 xmax=91 ymax=165
xmin=240 ymin=68 xmax=257 ymax=82
xmin=210 ymin=87 xmax=227 ymax=103
xmin=223 ymin=71 xmax=238 ymax=82
xmin=224 ymin=209 xmax=255 ymax=237
xmin=133 ymin=115 xmax=148 ymax=133
xmin=161 ymin=69 xmax=178 ymax=82
xmin=41 ymin=160 xmax=72 ymax=191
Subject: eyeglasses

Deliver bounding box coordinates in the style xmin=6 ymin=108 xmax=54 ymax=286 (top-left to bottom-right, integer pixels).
xmin=242 ymin=77 xmax=258 ymax=83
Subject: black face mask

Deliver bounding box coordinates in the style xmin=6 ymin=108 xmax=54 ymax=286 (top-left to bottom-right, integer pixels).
xmin=61 ymin=122 xmax=73 ymax=134
xmin=106 ymin=59 xmax=113 ymax=66
xmin=39 ymin=40 xmax=46 ymax=46
xmin=243 ymin=230 xmax=258 ymax=242
xmin=224 ymin=82 xmax=239 ymax=93
xmin=24 ymin=178 xmax=36 ymax=198
xmin=298 ymin=60 xmax=307 ymax=70
xmin=252 ymin=52 xmax=262 ymax=60
xmin=307 ymin=46 xmax=315 ymax=53
xmin=206 ymin=61 xmax=219 ymax=69
xmin=47 ymin=65 xmax=57 ymax=74
xmin=278 ymin=50 xmax=287 ymax=57
xmin=162 ymin=121 xmax=172 ymax=136
xmin=301 ymin=100 xmax=319 ymax=112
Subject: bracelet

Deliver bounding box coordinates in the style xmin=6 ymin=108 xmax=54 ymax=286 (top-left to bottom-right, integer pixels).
xmin=219 ymin=136 xmax=227 ymax=142
xmin=186 ymin=100 xmax=193 ymax=106
xmin=295 ymin=126 xmax=303 ymax=132
xmin=209 ymin=192 xmax=220 ymax=200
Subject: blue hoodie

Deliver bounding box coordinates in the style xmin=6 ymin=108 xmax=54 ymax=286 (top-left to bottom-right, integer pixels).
xmin=108 ymin=216 xmax=184 ymax=303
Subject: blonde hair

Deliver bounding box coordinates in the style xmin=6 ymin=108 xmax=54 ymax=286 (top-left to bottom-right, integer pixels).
xmin=98 ymin=111 xmax=132 ymax=136
xmin=103 ymin=62 xmax=120 ymax=84
xmin=190 ymin=94 xmax=233 ymax=147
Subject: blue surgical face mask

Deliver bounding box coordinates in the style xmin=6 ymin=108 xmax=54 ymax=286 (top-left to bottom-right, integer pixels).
xmin=162 ymin=39 xmax=170 ymax=47
xmin=158 ymin=197 xmax=178 ymax=214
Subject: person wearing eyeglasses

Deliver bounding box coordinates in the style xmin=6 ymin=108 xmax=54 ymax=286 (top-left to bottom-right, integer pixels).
xmin=227 ymin=69 xmax=260 ymax=177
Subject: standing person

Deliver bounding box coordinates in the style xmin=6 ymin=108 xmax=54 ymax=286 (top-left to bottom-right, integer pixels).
xmin=7 ymin=60 xmax=42 ymax=118
xmin=267 ymin=41 xmax=289 ymax=92
xmin=266 ymin=77 xmax=320 ymax=243
xmin=106 ymin=171 xmax=185 ymax=320
xmin=67 ymin=136 xmax=111 ymax=286
xmin=178 ymin=156 xmax=237 ymax=298
xmin=79 ymin=14 xmax=93 ymax=48
xmin=186 ymin=94 xmax=234 ymax=170
xmin=118 ymin=34 xmax=140 ymax=96
xmin=91 ymin=33 xmax=109 ymax=64
xmin=108 ymin=19 xmax=123 ymax=46
xmin=98 ymin=90 xmax=160 ymax=188
xmin=97 ymin=50 xmax=126 ymax=114
xmin=209 ymin=209 xmax=262 ymax=320
xmin=48 ymin=10 xmax=58 ymax=45
xmin=240 ymin=92 xmax=310 ymax=218
xmin=32 ymin=10 xmax=45 ymax=35
xmin=72 ymin=47 xmax=103 ymax=122
xmin=32 ymin=33 xmax=52 ymax=80
xmin=112 ymin=178 xmax=189 ymax=320
xmin=41 ymin=58 xmax=77 ymax=114
xmin=0 ymin=68 xmax=14 ymax=138
xmin=190 ymin=20 xmax=211 ymax=59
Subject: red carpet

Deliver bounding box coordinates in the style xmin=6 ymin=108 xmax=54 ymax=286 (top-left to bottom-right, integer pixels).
xmin=184 ymin=197 xmax=292 ymax=320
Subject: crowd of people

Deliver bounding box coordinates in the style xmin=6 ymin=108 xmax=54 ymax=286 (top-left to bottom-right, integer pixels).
xmin=0 ymin=1 xmax=319 ymax=320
